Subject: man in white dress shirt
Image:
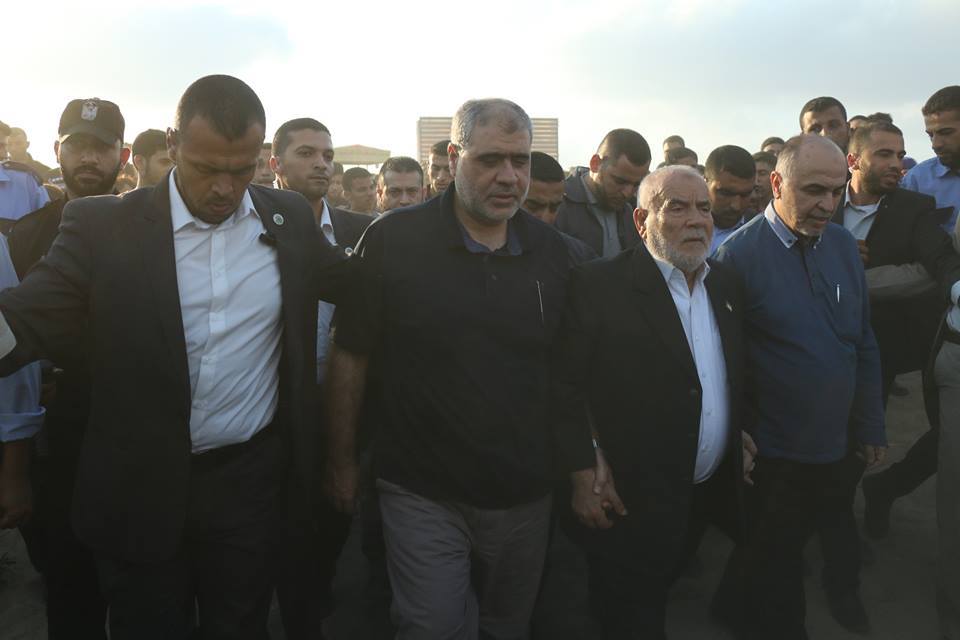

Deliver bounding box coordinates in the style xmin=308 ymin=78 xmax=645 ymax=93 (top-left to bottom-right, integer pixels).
xmin=555 ymin=166 xmax=753 ymax=639
xmin=0 ymin=75 xmax=344 ymax=640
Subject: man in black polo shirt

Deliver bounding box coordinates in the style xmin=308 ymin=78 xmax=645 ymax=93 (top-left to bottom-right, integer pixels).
xmin=325 ymin=98 xmax=571 ymax=639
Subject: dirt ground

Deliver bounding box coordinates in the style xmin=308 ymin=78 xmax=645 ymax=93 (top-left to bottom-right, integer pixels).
xmin=0 ymin=371 xmax=942 ymax=639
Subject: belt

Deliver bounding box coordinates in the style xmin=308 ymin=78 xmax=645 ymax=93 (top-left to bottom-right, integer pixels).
xmin=190 ymin=420 xmax=278 ymax=469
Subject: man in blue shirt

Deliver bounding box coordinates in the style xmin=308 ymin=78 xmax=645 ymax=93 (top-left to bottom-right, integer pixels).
xmin=715 ymin=134 xmax=885 ymax=640
xmin=902 ymin=86 xmax=960 ymax=232
xmin=705 ymin=145 xmax=755 ymax=254
xmin=0 ymin=158 xmax=49 ymax=230
xmin=0 ymin=235 xmax=45 ymax=529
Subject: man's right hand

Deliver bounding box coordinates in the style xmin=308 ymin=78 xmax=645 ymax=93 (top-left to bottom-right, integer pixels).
xmin=323 ymin=460 xmax=360 ymax=515
xmin=857 ymin=240 xmax=869 ymax=265
xmin=571 ymin=456 xmax=627 ymax=530
xmin=0 ymin=466 xmax=33 ymax=529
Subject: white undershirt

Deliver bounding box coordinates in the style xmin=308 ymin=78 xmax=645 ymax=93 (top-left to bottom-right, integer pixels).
xmin=168 ymin=171 xmax=282 ymax=453
xmin=651 ymin=256 xmax=730 ymax=483
xmin=317 ymin=199 xmax=337 ymax=384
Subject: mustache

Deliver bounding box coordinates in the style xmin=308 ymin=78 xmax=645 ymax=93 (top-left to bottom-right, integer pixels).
xmin=73 ymin=165 xmax=105 ymax=178
xmin=682 ymin=229 xmax=709 ymax=243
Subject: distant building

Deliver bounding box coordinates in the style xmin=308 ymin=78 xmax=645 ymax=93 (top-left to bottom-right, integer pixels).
xmin=417 ymin=116 xmax=559 ymax=164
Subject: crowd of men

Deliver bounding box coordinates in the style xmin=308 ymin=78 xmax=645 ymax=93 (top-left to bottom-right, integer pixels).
xmin=0 ymin=77 xmax=958 ymax=640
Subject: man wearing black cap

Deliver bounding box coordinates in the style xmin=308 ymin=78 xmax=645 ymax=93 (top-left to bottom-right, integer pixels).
xmin=3 ymin=97 xmax=129 ymax=639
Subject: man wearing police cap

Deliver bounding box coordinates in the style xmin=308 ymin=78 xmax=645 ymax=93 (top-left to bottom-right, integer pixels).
xmin=3 ymin=97 xmax=129 ymax=638
xmin=8 ymin=98 xmax=129 ymax=278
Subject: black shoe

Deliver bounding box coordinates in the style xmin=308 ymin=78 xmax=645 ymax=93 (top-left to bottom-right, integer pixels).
xmin=862 ymin=474 xmax=893 ymax=539
xmin=826 ymin=589 xmax=872 ymax=635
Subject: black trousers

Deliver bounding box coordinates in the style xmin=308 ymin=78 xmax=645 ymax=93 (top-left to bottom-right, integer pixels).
xmin=276 ymin=485 xmax=353 ymax=639
xmin=816 ymin=448 xmax=866 ymax=594
xmin=95 ymin=425 xmax=286 ymax=640
xmin=869 ymin=427 xmax=939 ymax=499
xmin=742 ymin=456 xmax=853 ymax=640
xmin=42 ymin=448 xmax=108 ymax=639
xmin=583 ymin=465 xmax=739 ymax=640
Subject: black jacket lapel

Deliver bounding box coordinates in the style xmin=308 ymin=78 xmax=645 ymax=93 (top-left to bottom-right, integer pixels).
xmin=630 ymin=246 xmax=697 ymax=380
xmin=137 ymin=174 xmax=191 ymax=419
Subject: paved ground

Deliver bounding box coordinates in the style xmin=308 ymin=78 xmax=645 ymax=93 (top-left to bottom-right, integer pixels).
xmin=0 ymin=372 xmax=942 ymax=639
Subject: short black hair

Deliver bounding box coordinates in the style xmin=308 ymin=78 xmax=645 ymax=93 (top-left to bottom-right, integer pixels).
xmin=849 ymin=121 xmax=904 ymax=155
xmin=598 ymin=129 xmax=652 ymax=167
xmin=272 ymin=117 xmax=331 ymax=157
xmin=923 ymin=86 xmax=960 ymax=116
xmin=799 ymin=96 xmax=847 ymax=128
xmin=175 ymin=75 xmax=265 ymax=141
xmin=663 ymin=134 xmax=685 ymax=147
xmin=530 ymin=152 xmax=564 ymax=183
xmin=866 ymin=112 xmax=893 ymax=124
xmin=430 ymin=139 xmax=450 ymax=156
xmin=665 ymin=147 xmax=698 ymax=165
xmin=849 ymin=115 xmax=868 ymax=123
xmin=704 ymin=145 xmax=756 ymax=181
xmin=752 ymin=151 xmax=777 ymax=169
xmin=132 ymin=129 xmax=167 ymax=159
xmin=343 ymin=167 xmax=372 ymax=192
xmin=761 ymin=136 xmax=785 ymax=150
xmin=378 ymin=156 xmax=423 ymax=186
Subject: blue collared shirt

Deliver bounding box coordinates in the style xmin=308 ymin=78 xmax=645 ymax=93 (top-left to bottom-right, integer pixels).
xmin=458 ymin=218 xmax=523 ymax=256
xmin=0 ymin=236 xmax=44 ymax=441
xmin=901 ymin=157 xmax=960 ymax=232
xmin=713 ymin=203 xmax=884 ymax=463
xmin=710 ymin=217 xmax=745 ymax=254
xmin=0 ymin=164 xmax=49 ymax=222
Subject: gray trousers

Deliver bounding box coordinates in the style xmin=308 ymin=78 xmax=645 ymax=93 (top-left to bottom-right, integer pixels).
xmin=937 ymin=341 xmax=960 ymax=640
xmin=377 ymin=479 xmax=552 ymax=640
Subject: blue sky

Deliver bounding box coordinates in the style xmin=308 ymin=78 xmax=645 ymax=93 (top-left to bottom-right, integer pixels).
xmin=6 ymin=0 xmax=958 ymax=167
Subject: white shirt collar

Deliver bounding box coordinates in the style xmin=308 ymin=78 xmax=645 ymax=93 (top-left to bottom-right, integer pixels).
xmin=168 ymin=170 xmax=258 ymax=232
xmin=650 ymin=251 xmax=710 ymax=289
xmin=844 ymin=182 xmax=883 ymax=213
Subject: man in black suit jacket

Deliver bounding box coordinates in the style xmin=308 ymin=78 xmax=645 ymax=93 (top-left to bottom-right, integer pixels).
xmin=269 ymin=116 xmax=373 ymax=639
xmin=553 ymin=166 xmax=752 ymax=639
xmin=0 ymin=76 xmax=345 ymax=640
xmin=555 ymin=129 xmax=650 ymax=258
xmin=830 ymin=122 xmax=960 ymax=543
xmin=818 ymin=120 xmax=960 ymax=631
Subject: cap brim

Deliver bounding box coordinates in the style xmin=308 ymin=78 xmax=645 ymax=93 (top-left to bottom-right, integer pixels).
xmin=59 ymin=122 xmax=120 ymax=145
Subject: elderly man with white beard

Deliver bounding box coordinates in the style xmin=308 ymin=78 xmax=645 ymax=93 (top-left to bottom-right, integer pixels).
xmin=552 ymin=166 xmax=755 ymax=639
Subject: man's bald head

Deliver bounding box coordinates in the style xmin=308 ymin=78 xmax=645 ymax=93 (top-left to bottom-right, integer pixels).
xmin=771 ymin=135 xmax=847 ymax=237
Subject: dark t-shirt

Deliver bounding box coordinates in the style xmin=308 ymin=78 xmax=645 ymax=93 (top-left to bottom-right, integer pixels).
xmin=335 ymin=186 xmax=572 ymax=508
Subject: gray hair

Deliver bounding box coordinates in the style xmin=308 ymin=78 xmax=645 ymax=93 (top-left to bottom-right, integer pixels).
xmin=638 ymin=165 xmax=705 ymax=212
xmin=450 ymin=99 xmax=532 ymax=150
xmin=776 ymin=134 xmax=845 ymax=181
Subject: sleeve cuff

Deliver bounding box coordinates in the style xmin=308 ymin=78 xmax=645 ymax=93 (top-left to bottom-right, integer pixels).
xmin=0 ymin=408 xmax=45 ymax=442
xmin=951 ymin=280 xmax=960 ymax=306
xmin=0 ymin=311 xmax=16 ymax=360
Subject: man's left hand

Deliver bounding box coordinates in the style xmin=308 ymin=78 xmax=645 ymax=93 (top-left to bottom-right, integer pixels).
xmin=859 ymin=444 xmax=887 ymax=469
